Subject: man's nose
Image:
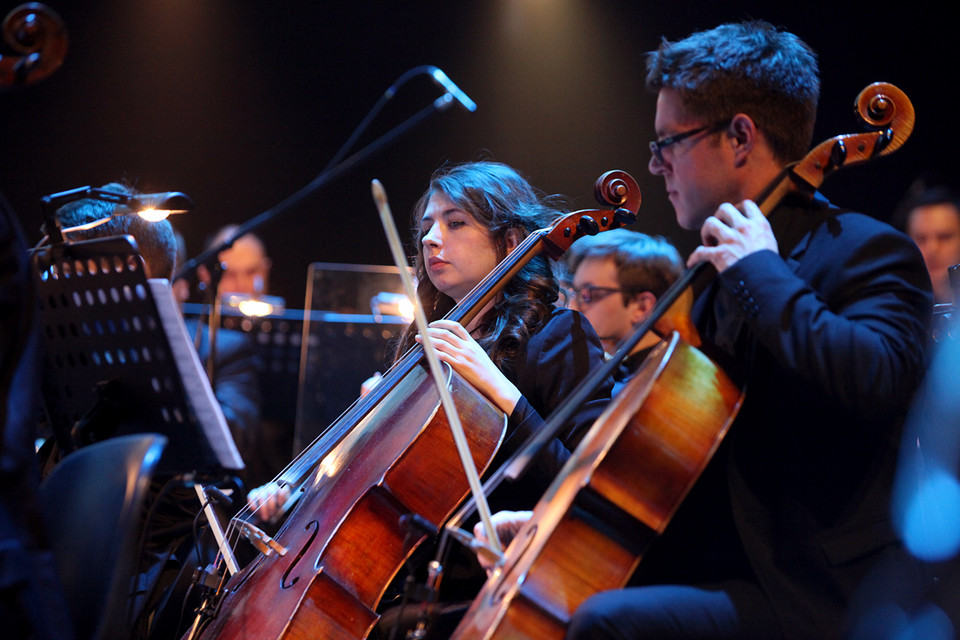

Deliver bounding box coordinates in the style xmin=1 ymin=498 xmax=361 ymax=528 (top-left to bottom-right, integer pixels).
xmin=648 ymin=153 xmax=666 ymax=176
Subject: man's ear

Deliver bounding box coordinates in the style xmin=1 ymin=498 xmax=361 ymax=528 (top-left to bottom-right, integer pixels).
xmin=729 ymin=113 xmax=757 ymax=167
xmin=629 ymin=291 xmax=657 ymax=324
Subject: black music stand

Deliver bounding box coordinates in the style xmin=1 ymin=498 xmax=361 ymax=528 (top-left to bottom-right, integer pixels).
xmin=33 ymin=234 xmax=243 ymax=476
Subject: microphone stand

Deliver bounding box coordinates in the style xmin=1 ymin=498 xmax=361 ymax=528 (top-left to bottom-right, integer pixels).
xmin=174 ymin=91 xmax=463 ymax=287
xmin=174 ymin=69 xmax=468 ymax=381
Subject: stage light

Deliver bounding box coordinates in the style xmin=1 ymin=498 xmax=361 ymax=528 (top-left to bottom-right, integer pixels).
xmin=222 ymin=292 xmax=285 ymax=318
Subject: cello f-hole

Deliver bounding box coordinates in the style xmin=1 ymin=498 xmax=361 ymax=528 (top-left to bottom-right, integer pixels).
xmin=281 ymin=520 xmax=319 ymax=589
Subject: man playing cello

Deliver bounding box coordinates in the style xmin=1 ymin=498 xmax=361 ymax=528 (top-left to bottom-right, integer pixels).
xmin=481 ymin=20 xmax=933 ymax=640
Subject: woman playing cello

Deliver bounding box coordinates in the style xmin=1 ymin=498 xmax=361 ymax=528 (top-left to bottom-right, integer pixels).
xmin=395 ymin=161 xmax=613 ymax=486
xmin=371 ymin=160 xmax=616 ymax=636
xmin=240 ymin=160 xmax=616 ymax=638
xmin=250 ymin=160 xmax=614 ymax=514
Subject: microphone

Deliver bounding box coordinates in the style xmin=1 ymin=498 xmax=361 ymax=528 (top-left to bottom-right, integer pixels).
xmin=428 ymin=66 xmax=477 ymax=112
xmin=203 ymin=485 xmax=234 ymax=508
xmin=399 ymin=513 xmax=439 ymax=537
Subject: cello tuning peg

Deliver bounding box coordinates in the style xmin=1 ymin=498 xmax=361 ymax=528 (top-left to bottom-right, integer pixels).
xmin=613 ymin=207 xmax=636 ymax=228
xmin=576 ymin=215 xmax=600 ymax=237
xmin=872 ymin=127 xmax=894 ymax=155
xmin=829 ymin=139 xmax=847 ymax=169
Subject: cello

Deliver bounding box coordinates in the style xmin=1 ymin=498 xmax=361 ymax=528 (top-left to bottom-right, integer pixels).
xmin=185 ymin=170 xmax=642 ymax=640
xmin=449 ymin=81 xmax=916 ymax=639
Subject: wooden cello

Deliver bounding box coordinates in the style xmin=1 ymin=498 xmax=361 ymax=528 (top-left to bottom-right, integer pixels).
xmin=185 ymin=171 xmax=641 ymax=640
xmin=450 ymin=81 xmax=916 ymax=639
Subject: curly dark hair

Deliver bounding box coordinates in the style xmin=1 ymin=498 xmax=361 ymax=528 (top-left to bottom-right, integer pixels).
xmin=393 ymin=161 xmax=564 ymax=371
xmin=645 ymin=20 xmax=819 ymax=164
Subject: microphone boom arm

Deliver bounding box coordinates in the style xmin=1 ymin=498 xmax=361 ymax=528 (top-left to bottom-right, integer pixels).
xmin=174 ymin=88 xmax=465 ymax=284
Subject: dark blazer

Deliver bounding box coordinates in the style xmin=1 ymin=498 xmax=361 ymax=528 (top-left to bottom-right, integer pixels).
xmin=647 ymin=194 xmax=932 ymax=639
xmin=491 ymin=306 xmax=613 ymax=510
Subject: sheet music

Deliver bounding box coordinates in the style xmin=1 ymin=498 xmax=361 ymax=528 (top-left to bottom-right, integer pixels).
xmin=148 ymin=279 xmax=245 ymax=471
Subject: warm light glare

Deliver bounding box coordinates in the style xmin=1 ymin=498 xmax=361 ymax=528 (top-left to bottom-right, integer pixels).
xmin=370 ymin=291 xmax=414 ymax=322
xmin=237 ymin=298 xmax=275 ymax=317
xmin=224 ymin=293 xmax=285 ymax=318
xmin=138 ymin=208 xmax=172 ymax=221
xmin=61 ymin=209 xmax=172 ymax=238
xmin=397 ymin=296 xmax=414 ymax=321
xmin=316 ymin=451 xmax=342 ymax=480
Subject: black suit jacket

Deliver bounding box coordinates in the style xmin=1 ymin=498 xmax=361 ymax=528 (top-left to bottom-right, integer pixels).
xmin=642 ymin=194 xmax=932 ymax=639
xmin=490 ymin=306 xmax=613 ymax=511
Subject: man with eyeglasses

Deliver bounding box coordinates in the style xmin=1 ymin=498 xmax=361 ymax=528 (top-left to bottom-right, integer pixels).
xmin=474 ymin=19 xmax=934 ymax=640
xmin=562 ymin=228 xmax=685 ymax=393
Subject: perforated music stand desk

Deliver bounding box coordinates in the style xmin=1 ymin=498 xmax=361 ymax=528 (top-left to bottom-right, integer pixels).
xmin=33 ymin=235 xmax=243 ymax=476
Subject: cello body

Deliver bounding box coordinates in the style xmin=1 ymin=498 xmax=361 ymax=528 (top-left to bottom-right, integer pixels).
xmin=196 ymin=365 xmax=505 ymax=640
xmin=451 ymin=333 xmax=743 ymax=639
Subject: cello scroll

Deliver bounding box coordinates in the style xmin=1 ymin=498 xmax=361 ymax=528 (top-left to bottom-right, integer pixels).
xmin=542 ymin=170 xmax=640 ymax=259
xmin=764 ymin=82 xmax=915 ymax=210
xmin=799 ymin=82 xmax=913 ymax=182
xmin=1 ymin=3 xmax=68 ymax=88
xmin=594 ymin=169 xmax=642 ymax=213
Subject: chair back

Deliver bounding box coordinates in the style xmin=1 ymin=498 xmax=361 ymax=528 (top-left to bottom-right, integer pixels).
xmin=40 ymin=434 xmax=167 ymax=640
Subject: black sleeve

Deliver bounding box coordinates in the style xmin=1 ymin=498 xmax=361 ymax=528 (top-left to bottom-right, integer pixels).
xmin=497 ymin=308 xmax=613 ymax=490
xmin=719 ymin=219 xmax=931 ymax=422
xmin=210 ymin=329 xmax=263 ymax=443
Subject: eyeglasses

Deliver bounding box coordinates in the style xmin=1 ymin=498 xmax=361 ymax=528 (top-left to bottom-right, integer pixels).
xmin=564 ymin=285 xmax=625 ymax=307
xmin=649 ymin=119 xmax=731 ymax=164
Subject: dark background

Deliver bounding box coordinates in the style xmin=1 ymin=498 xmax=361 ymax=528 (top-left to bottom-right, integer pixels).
xmin=3 ymin=0 xmax=956 ymax=310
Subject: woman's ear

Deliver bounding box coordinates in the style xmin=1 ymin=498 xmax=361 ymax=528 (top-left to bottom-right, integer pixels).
xmin=505 ymin=228 xmax=522 ymax=252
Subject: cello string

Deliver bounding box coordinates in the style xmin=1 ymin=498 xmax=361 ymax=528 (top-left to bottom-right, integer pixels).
xmin=236 ymin=226 xmax=553 ymax=533
xmin=371 ymin=178 xmax=503 ymax=551
xmin=230 ymin=204 xmax=598 ymax=536
xmin=239 ymin=226 xmax=554 ymax=519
